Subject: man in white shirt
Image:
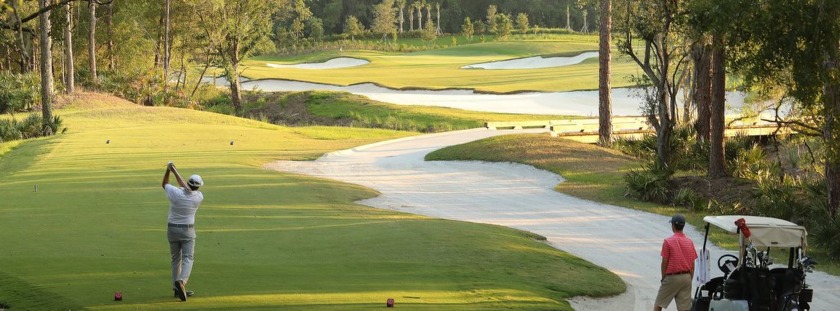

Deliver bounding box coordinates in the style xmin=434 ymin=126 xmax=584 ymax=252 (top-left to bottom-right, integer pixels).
xmin=162 ymin=162 xmax=204 ymax=302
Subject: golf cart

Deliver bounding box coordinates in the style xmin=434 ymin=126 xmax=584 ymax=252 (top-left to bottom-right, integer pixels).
xmin=692 ymin=215 xmax=816 ymax=311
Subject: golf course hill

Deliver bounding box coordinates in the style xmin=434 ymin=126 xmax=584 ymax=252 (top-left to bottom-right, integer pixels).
xmin=0 ymin=92 xmax=623 ymax=310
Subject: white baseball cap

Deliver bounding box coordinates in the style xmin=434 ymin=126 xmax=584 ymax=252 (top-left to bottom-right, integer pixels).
xmin=188 ymin=175 xmax=204 ymax=187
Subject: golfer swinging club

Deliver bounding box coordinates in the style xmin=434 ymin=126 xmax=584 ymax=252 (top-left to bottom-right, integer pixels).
xmin=162 ymin=162 xmax=204 ymax=301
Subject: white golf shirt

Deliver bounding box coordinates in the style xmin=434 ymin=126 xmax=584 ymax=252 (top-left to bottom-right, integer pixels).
xmin=165 ymin=184 xmax=204 ymax=224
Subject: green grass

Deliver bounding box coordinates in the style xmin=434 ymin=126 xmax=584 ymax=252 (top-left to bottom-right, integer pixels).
xmin=0 ymin=93 xmax=623 ymax=310
xmin=242 ymin=35 xmax=641 ymax=94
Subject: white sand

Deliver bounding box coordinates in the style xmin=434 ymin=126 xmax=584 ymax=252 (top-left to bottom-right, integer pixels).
xmin=462 ymin=52 xmax=599 ymax=69
xmin=266 ymin=128 xmax=840 ymax=311
xmin=265 ymin=57 xmax=369 ymax=70
xmin=212 ymin=78 xmax=748 ymax=117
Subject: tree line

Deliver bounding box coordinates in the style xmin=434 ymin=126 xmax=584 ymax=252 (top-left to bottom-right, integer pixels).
xmin=599 ymin=0 xmax=840 ymax=221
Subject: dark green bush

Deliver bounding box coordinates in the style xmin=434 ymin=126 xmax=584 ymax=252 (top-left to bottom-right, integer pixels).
xmin=0 ymin=119 xmax=22 ymax=142
xmin=0 ymin=114 xmax=66 ymax=142
xmin=624 ymin=162 xmax=673 ymax=204
xmin=16 ymin=113 xmax=43 ymax=139
xmin=811 ymin=212 xmax=840 ymax=259
xmin=672 ymin=188 xmax=707 ymax=211
xmin=0 ymin=72 xmax=39 ymax=114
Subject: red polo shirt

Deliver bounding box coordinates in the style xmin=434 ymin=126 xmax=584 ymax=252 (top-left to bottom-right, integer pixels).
xmin=661 ymin=232 xmax=697 ymax=274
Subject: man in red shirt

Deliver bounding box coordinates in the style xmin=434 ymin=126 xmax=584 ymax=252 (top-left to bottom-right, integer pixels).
xmin=654 ymin=214 xmax=697 ymax=311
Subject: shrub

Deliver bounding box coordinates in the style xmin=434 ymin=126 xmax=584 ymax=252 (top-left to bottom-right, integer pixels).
xmin=0 ymin=113 xmax=65 ymax=142
xmin=0 ymin=72 xmax=39 ymax=114
xmin=624 ymin=162 xmax=673 ymax=204
xmin=729 ymin=144 xmax=769 ymax=179
xmin=672 ymin=188 xmax=707 ymax=211
xmin=811 ymin=211 xmax=840 ymax=259
xmin=17 ymin=113 xmax=43 ymax=139
xmin=0 ymin=119 xmax=22 ymax=142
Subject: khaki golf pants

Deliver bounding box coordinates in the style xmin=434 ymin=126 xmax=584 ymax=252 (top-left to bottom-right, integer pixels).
xmin=167 ymin=226 xmax=196 ymax=285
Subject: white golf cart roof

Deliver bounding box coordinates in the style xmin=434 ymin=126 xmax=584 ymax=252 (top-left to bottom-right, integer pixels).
xmin=703 ymin=215 xmax=807 ymax=248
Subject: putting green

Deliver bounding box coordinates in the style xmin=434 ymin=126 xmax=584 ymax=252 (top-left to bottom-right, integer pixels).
xmin=0 ymin=93 xmax=623 ymax=310
xmin=243 ymin=35 xmax=640 ymax=93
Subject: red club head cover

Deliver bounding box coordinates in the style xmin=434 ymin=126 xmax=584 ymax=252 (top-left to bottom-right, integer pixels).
xmin=735 ymin=218 xmax=752 ymax=238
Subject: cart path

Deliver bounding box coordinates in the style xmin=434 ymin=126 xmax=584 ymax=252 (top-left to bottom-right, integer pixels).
xmin=265 ymin=128 xmax=840 ymax=311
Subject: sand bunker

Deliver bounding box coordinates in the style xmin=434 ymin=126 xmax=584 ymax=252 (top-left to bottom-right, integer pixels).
xmin=203 ymin=77 xmax=748 ymax=117
xmin=462 ymin=52 xmax=598 ymax=69
xmin=266 ymin=57 xmax=369 ymax=70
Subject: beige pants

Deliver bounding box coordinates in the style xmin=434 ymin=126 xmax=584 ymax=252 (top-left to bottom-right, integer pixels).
xmin=655 ymin=273 xmax=692 ymax=310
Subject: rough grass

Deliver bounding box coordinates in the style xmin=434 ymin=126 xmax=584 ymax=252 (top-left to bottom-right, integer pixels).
xmin=243 ymin=35 xmax=639 ymax=93
xmin=0 ymin=93 xmax=624 ymax=310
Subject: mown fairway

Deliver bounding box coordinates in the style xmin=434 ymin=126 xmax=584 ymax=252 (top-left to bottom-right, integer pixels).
xmin=0 ymin=94 xmax=623 ymax=310
xmin=243 ymin=34 xmax=640 ymax=93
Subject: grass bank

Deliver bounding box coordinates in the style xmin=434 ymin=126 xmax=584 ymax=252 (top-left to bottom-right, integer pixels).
xmin=238 ymin=91 xmax=572 ymax=132
xmin=0 ymin=93 xmax=623 ymax=310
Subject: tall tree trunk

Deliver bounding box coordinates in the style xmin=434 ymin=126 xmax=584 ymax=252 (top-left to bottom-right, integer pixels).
xmin=163 ymin=0 xmax=171 ymax=93
xmin=693 ymin=42 xmax=712 ymax=142
xmin=64 ymin=1 xmax=74 ymax=94
xmin=399 ymin=5 xmax=404 ymax=33
xmin=598 ymin=0 xmax=612 ymax=146
xmin=106 ymin=0 xmax=115 ymax=71
xmin=417 ymin=5 xmax=422 ymax=30
xmin=39 ymin=0 xmax=54 ymax=135
xmin=824 ymin=46 xmax=840 ymax=217
xmin=229 ymin=63 xmax=243 ymax=113
xmin=435 ymin=4 xmax=441 ymax=35
xmin=409 ymin=7 xmax=414 ymax=31
xmin=11 ymin=2 xmax=31 ymax=72
xmin=88 ymin=0 xmax=97 ymax=85
xmin=566 ymin=6 xmax=571 ymax=30
xmin=580 ymin=11 xmax=588 ymax=33
xmin=227 ymin=46 xmax=243 ymax=112
xmin=656 ymin=32 xmax=673 ymax=168
xmin=709 ymin=40 xmax=727 ymax=178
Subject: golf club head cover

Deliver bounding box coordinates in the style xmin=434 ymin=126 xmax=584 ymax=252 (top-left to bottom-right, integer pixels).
xmin=734 ymin=218 xmax=751 ymax=238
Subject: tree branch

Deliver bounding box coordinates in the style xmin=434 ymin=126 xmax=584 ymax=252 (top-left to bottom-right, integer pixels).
xmin=13 ymin=0 xmax=112 ymax=26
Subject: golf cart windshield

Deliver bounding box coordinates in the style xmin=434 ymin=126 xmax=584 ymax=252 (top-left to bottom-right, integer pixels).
xmin=703 ymin=215 xmax=807 ymax=248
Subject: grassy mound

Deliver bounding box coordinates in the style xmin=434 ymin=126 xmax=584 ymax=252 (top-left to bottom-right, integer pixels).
xmin=0 ymin=93 xmax=623 ymax=310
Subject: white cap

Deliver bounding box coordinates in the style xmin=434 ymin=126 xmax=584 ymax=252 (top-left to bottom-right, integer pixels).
xmin=188 ymin=175 xmax=204 ymax=187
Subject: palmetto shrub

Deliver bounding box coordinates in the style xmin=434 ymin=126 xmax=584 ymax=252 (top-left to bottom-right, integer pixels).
xmin=624 ymin=162 xmax=673 ymax=204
